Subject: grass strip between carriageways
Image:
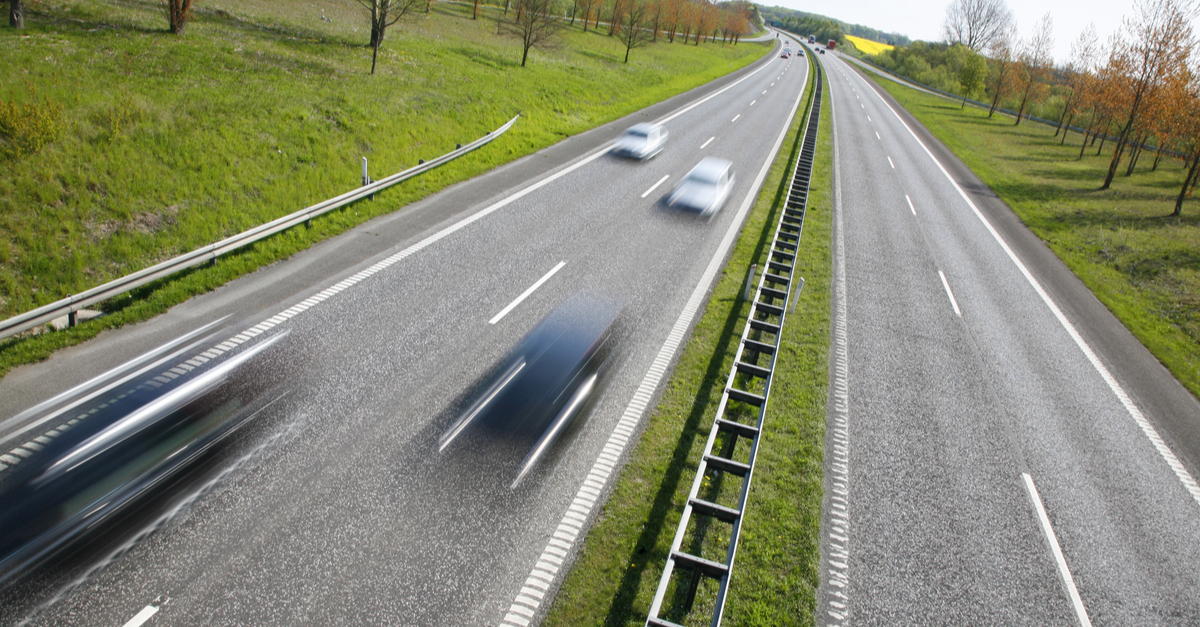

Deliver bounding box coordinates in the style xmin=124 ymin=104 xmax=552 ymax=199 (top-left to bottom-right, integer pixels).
xmin=543 ymin=51 xmax=832 ymax=627
xmin=863 ymin=71 xmax=1200 ymax=401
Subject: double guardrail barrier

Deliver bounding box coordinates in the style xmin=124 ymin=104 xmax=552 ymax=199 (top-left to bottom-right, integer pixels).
xmin=644 ymin=49 xmax=824 ymax=627
xmin=0 ymin=115 xmax=520 ymax=341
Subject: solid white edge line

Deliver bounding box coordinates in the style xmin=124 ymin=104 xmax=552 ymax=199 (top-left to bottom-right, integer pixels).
xmin=906 ymin=194 xmax=916 ymax=215
xmin=641 ymin=175 xmax=670 ymax=198
xmin=861 ymin=71 xmax=1200 ymax=509
xmin=121 ymin=605 xmax=159 ymax=627
xmin=1023 ymin=473 xmax=1094 ymax=627
xmin=488 ymin=261 xmax=566 ymax=325
xmin=503 ymin=53 xmax=811 ymax=627
xmin=701 ymin=137 xmax=715 ymax=149
xmin=938 ymin=270 xmax=962 ymax=317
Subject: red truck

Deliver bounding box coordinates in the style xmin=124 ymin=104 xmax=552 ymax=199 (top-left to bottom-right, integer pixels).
xmin=828 ymin=39 xmax=837 ymax=50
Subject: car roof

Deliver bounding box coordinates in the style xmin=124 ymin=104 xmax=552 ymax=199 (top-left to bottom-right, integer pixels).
xmin=626 ymin=122 xmax=658 ymax=134
xmin=688 ymin=157 xmax=732 ymax=181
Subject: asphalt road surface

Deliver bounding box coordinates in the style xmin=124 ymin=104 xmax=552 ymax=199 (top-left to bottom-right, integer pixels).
xmin=816 ymin=48 xmax=1200 ymax=626
xmin=0 ymin=40 xmax=808 ymax=626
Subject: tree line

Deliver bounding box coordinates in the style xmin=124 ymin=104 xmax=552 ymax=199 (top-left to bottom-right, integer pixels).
xmin=870 ymin=0 xmax=1200 ymax=215
xmin=758 ymin=6 xmax=910 ymax=48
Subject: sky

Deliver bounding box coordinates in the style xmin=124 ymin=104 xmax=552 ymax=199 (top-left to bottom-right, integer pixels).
xmin=766 ymin=0 xmax=1146 ymax=65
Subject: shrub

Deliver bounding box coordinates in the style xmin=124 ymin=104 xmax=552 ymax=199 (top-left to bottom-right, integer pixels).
xmin=0 ymin=83 xmax=64 ymax=160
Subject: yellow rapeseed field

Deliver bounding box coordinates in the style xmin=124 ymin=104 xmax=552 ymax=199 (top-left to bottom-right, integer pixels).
xmin=845 ymin=34 xmax=894 ymax=55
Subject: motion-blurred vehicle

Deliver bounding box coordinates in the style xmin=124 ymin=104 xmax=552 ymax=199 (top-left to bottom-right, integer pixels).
xmin=0 ymin=327 xmax=290 ymax=586
xmin=439 ymin=294 xmax=622 ymax=488
xmin=667 ymin=157 xmax=735 ymax=217
xmin=612 ymin=122 xmax=668 ymax=160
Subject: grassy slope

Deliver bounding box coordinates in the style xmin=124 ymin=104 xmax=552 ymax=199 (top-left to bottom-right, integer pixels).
xmin=0 ymin=0 xmax=765 ymax=376
xmin=868 ymin=73 xmax=1200 ymax=399
xmin=543 ymin=54 xmax=831 ymax=627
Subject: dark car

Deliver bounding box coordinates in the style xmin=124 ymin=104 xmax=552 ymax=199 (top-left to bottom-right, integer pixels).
xmin=0 ymin=331 xmax=289 ymax=586
xmin=439 ymin=294 xmax=622 ymax=488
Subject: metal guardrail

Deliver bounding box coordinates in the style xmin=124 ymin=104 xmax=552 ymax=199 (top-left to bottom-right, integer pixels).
xmin=644 ymin=48 xmax=823 ymax=627
xmin=0 ymin=115 xmax=520 ymax=341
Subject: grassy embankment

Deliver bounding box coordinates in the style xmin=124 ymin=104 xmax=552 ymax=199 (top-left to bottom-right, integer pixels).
xmin=867 ymin=73 xmax=1200 ymax=399
xmin=545 ymin=52 xmax=831 ymax=627
xmin=0 ymin=0 xmax=766 ymax=377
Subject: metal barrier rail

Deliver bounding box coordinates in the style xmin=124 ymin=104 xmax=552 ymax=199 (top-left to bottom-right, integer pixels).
xmin=0 ymin=115 xmax=520 ymax=341
xmin=644 ymin=50 xmax=824 ymax=627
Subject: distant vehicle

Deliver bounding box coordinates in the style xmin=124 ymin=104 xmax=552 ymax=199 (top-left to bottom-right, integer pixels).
xmin=439 ymin=294 xmax=623 ymax=488
xmin=819 ymin=49 xmax=825 ymax=54
xmin=780 ymin=51 xmax=790 ymax=59
xmin=809 ymin=34 xmax=816 ymax=43
xmin=828 ymin=39 xmax=837 ymax=50
xmin=612 ymin=122 xmax=668 ymax=160
xmin=667 ymin=157 xmax=735 ymax=217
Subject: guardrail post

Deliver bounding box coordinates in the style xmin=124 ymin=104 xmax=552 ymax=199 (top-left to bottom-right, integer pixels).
xmin=788 ymin=277 xmax=805 ymax=314
xmin=742 ymin=264 xmax=757 ymax=301
xmin=362 ymin=157 xmax=374 ymax=201
xmin=68 ymin=309 xmax=77 ymax=328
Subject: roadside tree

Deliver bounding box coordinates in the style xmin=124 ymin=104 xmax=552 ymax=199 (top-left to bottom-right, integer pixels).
xmin=986 ymin=30 xmax=1019 ymax=117
xmin=9 ymin=0 xmax=24 ymax=28
xmin=500 ymin=0 xmax=564 ymax=67
xmin=943 ymin=0 xmax=1015 ymax=52
xmin=618 ymin=0 xmax=652 ymax=61
xmin=166 ymin=0 xmax=193 ymax=34
xmin=1013 ymin=13 xmax=1054 ymax=125
xmin=354 ymin=0 xmax=425 ymax=74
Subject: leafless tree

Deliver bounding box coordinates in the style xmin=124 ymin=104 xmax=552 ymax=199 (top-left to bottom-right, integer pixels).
xmin=500 ymin=0 xmax=563 ymax=67
xmin=618 ymin=0 xmax=652 ymax=62
xmin=943 ymin=0 xmax=1014 ymax=52
xmin=1013 ymin=12 xmax=1054 ymax=125
xmin=165 ymin=0 xmax=194 ymax=34
xmin=353 ymin=0 xmax=424 ymax=74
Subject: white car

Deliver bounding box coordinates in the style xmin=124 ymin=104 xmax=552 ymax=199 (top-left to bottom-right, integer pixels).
xmin=613 ymin=123 xmax=668 ymax=160
xmin=667 ymin=157 xmax=735 ymax=217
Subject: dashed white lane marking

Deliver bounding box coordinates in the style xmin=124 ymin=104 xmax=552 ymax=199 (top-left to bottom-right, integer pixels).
xmin=488 ymin=261 xmax=567 ymax=325
xmin=887 ymin=156 xmax=895 ymax=169
xmin=938 ymin=270 xmax=962 ymax=316
xmin=732 ymin=114 xmax=741 ymax=122
xmin=763 ymin=89 xmax=768 ymax=94
xmin=120 ymin=604 xmax=159 ymax=627
xmin=867 ymin=115 xmax=872 ymax=122
xmin=497 ymin=55 xmax=810 ymax=627
xmin=1023 ymin=473 xmax=1094 ymax=627
xmin=701 ymin=137 xmax=715 ymax=149
xmin=751 ymin=99 xmax=757 ymax=106
xmin=906 ymin=194 xmax=916 ymax=215
xmin=824 ymin=83 xmax=852 ymax=625
xmin=867 ymin=76 xmax=1200 ymax=510
xmin=875 ymin=131 xmax=881 ymax=140
xmin=641 ymin=175 xmax=670 ymax=199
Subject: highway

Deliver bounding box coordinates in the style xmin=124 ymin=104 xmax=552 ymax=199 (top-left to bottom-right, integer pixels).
xmin=816 ymin=48 xmax=1200 ymax=626
xmin=0 ymin=39 xmax=807 ymax=626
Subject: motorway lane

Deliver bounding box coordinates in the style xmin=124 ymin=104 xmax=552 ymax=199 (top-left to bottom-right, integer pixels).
xmin=0 ymin=49 xmax=808 ymax=626
xmin=818 ymin=50 xmax=1200 ymax=625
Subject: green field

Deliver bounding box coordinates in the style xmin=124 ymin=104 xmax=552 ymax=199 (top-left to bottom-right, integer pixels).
xmin=0 ymin=0 xmax=766 ymax=375
xmin=866 ymin=71 xmax=1200 ymax=400
xmin=544 ymin=54 xmax=830 ymax=627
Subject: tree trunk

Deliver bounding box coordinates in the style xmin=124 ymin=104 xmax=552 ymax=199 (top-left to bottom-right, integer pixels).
xmin=1152 ymin=146 xmax=1164 ymax=171
xmin=1173 ymin=146 xmax=1200 ymax=216
xmin=10 ymin=0 xmax=24 ymax=28
xmin=1060 ymin=112 xmax=1075 ymax=145
xmin=474 ymin=0 xmax=480 ymax=19
xmin=1103 ymin=94 xmax=1144 ymax=189
xmin=569 ymin=0 xmax=576 ymax=24
xmin=1079 ymin=129 xmax=1090 ymax=160
xmin=371 ymin=39 xmax=380 ymax=74
xmin=1055 ymin=93 xmax=1074 ymax=137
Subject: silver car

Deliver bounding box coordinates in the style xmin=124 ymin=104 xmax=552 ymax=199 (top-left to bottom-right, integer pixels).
xmin=667 ymin=157 xmax=735 ymax=217
xmin=613 ymin=122 xmax=668 ymax=160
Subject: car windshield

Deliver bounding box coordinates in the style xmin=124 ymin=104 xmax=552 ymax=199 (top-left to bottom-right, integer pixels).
xmin=625 ymin=129 xmax=649 ymax=139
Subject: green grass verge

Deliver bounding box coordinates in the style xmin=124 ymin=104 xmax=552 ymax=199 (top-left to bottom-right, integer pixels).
xmin=0 ymin=0 xmax=766 ymax=377
xmin=864 ymin=72 xmax=1200 ymax=400
xmin=543 ymin=53 xmax=831 ymax=627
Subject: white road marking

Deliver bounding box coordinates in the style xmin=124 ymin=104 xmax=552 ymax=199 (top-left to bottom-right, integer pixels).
xmin=868 ymin=115 xmax=872 ymax=122
xmin=875 ymin=132 xmax=881 ymax=140
xmin=121 ymin=605 xmax=159 ymax=627
xmin=887 ymin=156 xmax=895 ymax=169
xmin=938 ymin=270 xmax=962 ymax=316
xmin=751 ymin=99 xmax=757 ymax=106
xmin=700 ymin=137 xmax=715 ymax=149
xmin=641 ymin=175 xmax=670 ymax=198
xmin=732 ymin=114 xmax=741 ymax=122
xmin=867 ymin=76 xmax=1200 ymax=509
xmin=1023 ymin=473 xmax=1093 ymax=627
xmin=488 ymin=261 xmax=566 ymax=325
xmin=763 ymin=90 xmax=768 ymax=94
xmin=860 ymin=103 xmax=864 ymax=108
xmin=497 ymin=56 xmax=812 ymax=627
xmin=906 ymin=194 xmax=916 ymax=215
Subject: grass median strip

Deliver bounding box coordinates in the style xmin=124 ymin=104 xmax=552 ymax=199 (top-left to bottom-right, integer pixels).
xmin=864 ymin=72 xmax=1200 ymax=400
xmin=543 ymin=54 xmax=831 ymax=627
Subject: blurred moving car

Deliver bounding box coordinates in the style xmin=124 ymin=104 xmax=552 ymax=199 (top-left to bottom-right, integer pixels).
xmin=439 ymin=294 xmax=622 ymax=488
xmin=667 ymin=157 xmax=735 ymax=217
xmin=612 ymin=122 xmax=668 ymax=160
xmin=0 ymin=328 xmax=290 ymax=586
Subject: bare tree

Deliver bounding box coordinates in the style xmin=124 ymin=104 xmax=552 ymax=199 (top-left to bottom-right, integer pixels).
xmin=1013 ymin=12 xmax=1054 ymax=125
xmin=354 ymin=0 xmax=424 ymax=74
xmin=165 ymin=0 xmax=194 ymax=34
xmin=943 ymin=0 xmax=1014 ymax=52
xmin=618 ymin=0 xmax=652 ymax=62
xmin=9 ymin=0 xmax=24 ymax=28
xmin=500 ymin=0 xmax=563 ymax=67
xmin=1101 ymin=0 xmax=1195 ymax=189
xmin=986 ymin=28 xmax=1019 ymax=117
